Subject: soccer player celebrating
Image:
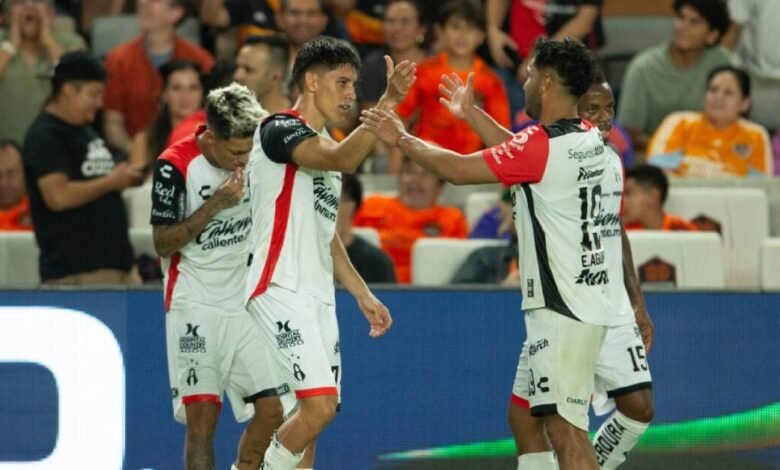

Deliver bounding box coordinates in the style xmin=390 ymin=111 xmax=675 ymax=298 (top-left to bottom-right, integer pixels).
xmin=244 ymin=37 xmax=414 ymax=470
xmin=151 ymin=83 xmax=283 ymax=470
xmin=504 ymin=70 xmax=655 ymax=469
xmin=361 ymin=38 xmax=635 ymax=469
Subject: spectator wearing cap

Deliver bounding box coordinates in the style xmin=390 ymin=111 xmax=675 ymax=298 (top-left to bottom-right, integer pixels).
xmin=102 ymin=0 xmax=214 ymax=156
xmin=337 ymin=174 xmax=396 ymax=284
xmin=22 ymin=51 xmax=144 ymax=285
xmin=0 ymin=0 xmax=85 ymax=144
xmin=0 ymin=139 xmax=31 ymax=231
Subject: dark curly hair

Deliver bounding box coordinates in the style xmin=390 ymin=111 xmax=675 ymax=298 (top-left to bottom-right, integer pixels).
xmin=532 ymin=38 xmax=597 ymax=99
xmin=673 ymin=0 xmax=730 ymax=41
xmin=290 ymin=37 xmax=361 ymax=91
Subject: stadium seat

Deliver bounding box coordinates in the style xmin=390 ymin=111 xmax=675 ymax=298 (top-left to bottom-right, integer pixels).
xmin=411 ymin=238 xmax=509 ymax=286
xmin=0 ymin=232 xmax=39 ymax=287
xmin=91 ymin=15 xmax=201 ymax=57
xmin=760 ymin=238 xmax=780 ymax=290
xmin=123 ymin=181 xmax=153 ymax=229
xmin=597 ymin=16 xmax=673 ymax=88
xmin=352 ymin=227 xmax=380 ymax=247
xmin=465 ymin=191 xmax=499 ymax=231
xmin=664 ymin=187 xmax=768 ymax=288
xmin=129 ymin=227 xmax=156 ymax=258
xmin=627 ymin=231 xmax=724 ymax=288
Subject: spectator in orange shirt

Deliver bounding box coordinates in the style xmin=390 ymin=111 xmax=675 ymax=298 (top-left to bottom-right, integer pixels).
xmin=103 ymin=0 xmax=214 ymax=156
xmin=396 ymin=0 xmax=510 ymax=155
xmin=647 ymin=65 xmax=773 ymax=177
xmin=353 ymin=155 xmax=468 ymax=283
xmin=623 ymin=165 xmax=697 ymax=231
xmin=0 ymin=140 xmax=31 ymax=231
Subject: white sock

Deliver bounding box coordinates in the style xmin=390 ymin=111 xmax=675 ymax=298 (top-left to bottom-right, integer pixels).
xmin=517 ymin=451 xmax=558 ymax=469
xmin=261 ymin=433 xmax=304 ymax=470
xmin=592 ymin=410 xmax=649 ymax=469
xmin=231 ymin=466 xmax=239 ymax=470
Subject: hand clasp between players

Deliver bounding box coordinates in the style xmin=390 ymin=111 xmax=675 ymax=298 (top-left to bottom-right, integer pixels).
xmin=360 ymin=108 xmax=406 ymax=147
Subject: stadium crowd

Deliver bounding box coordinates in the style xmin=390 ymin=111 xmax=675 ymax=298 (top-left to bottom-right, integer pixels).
xmin=0 ymin=0 xmax=778 ymax=286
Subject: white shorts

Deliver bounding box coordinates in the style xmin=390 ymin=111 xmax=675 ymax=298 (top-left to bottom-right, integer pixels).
xmin=247 ymin=284 xmax=341 ymax=416
xmin=166 ymin=304 xmax=278 ymax=424
xmin=510 ymin=309 xmax=606 ymax=431
xmin=512 ymin=317 xmax=653 ymax=425
xmin=592 ymin=322 xmax=653 ymax=415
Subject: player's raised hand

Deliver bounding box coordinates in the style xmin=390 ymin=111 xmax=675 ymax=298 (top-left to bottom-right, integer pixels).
xmin=360 ymin=108 xmax=405 ymax=147
xmin=439 ymin=72 xmax=476 ymax=120
xmin=357 ymin=292 xmax=393 ymax=338
xmin=383 ymin=55 xmax=416 ymax=104
xmin=634 ymin=305 xmax=655 ymax=353
xmin=213 ymin=166 xmax=245 ymax=209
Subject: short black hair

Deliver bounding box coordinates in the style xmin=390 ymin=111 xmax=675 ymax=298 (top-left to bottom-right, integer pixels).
xmin=290 ymin=36 xmax=361 ymax=90
xmin=532 ymin=38 xmax=597 ymax=99
xmin=626 ymin=164 xmax=669 ymax=203
xmin=341 ymin=173 xmax=363 ymax=209
xmin=592 ymin=64 xmax=607 ymax=86
xmin=673 ymin=0 xmax=730 ymax=40
xmin=244 ymin=34 xmax=290 ymax=70
xmin=280 ymin=0 xmax=325 ymax=12
xmin=436 ymin=0 xmax=485 ymax=31
xmin=707 ymin=64 xmax=751 ymax=97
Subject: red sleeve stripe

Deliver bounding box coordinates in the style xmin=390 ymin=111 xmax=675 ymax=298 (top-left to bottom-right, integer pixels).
xmin=510 ymin=394 xmax=530 ymax=409
xmin=164 ymin=252 xmax=181 ymax=312
xmin=251 ymin=163 xmax=297 ymax=298
xmin=182 ymin=394 xmax=223 ymax=410
xmin=295 ymin=387 xmax=339 ymax=399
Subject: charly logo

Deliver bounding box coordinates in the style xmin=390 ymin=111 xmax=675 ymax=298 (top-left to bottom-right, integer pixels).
xmin=577 ymin=167 xmax=604 ymax=181
xmin=275 ymin=320 xmax=304 ymax=349
xmin=196 ymin=215 xmax=251 ymax=251
xmin=575 ymin=268 xmax=609 ymax=286
xmin=180 ymin=323 xmax=206 ymax=353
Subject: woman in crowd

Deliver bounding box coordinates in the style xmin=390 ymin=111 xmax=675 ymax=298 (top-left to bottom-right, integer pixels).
xmin=129 ymin=59 xmax=204 ymax=171
xmin=647 ymin=65 xmax=773 ymax=177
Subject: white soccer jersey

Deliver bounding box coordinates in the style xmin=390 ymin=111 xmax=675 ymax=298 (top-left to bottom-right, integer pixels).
xmin=150 ymin=128 xmax=252 ymax=313
xmin=245 ymin=111 xmax=342 ymax=305
xmin=482 ymin=119 xmax=631 ymax=326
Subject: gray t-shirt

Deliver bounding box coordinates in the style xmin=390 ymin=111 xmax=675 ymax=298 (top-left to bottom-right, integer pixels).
xmin=0 ymin=30 xmax=85 ymax=144
xmin=617 ymin=43 xmax=733 ymax=136
xmin=728 ymin=0 xmax=780 ymax=79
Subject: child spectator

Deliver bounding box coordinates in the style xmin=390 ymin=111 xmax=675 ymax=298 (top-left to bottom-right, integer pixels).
xmin=0 ymin=139 xmax=31 ymax=231
xmin=623 ymin=165 xmax=697 ymax=231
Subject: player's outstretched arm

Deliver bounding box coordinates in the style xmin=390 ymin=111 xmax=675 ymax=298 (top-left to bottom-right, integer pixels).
xmin=360 ymin=108 xmax=499 ymax=186
xmin=439 ymin=72 xmax=513 ymax=147
xmin=621 ymin=225 xmax=654 ymax=353
xmin=331 ymin=233 xmax=392 ymax=337
xmin=152 ymin=166 xmax=245 ymax=258
xmin=289 ymin=58 xmax=416 ymax=173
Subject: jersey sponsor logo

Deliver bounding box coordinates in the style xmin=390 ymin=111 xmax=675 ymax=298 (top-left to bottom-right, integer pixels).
xmin=151 ymin=208 xmax=177 ymax=220
xmin=195 ymin=215 xmax=252 ymax=250
xmin=275 ymin=320 xmax=304 ymax=349
xmin=313 ymin=176 xmax=339 ymax=222
xmin=283 ymin=127 xmax=311 ymax=144
xmin=275 ymin=118 xmax=302 ymax=128
xmin=575 ymin=268 xmax=609 ymax=286
xmin=180 ymin=323 xmax=206 ymax=353
xmin=577 ymin=167 xmax=605 ymax=181
xmin=528 ymin=338 xmax=549 ymax=356
xmin=154 ymin=181 xmax=176 ymax=206
xmin=568 ymin=144 xmax=604 ymax=162
xmin=81 ymin=138 xmax=115 ymax=177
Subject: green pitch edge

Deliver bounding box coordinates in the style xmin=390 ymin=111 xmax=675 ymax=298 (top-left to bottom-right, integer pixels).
xmin=378 ymin=402 xmax=780 ymax=461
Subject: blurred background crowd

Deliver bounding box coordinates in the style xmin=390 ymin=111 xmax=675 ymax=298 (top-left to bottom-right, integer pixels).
xmin=1 ymin=0 xmax=779 ymax=290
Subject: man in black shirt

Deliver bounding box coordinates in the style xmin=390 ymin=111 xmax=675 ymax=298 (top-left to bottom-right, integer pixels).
xmin=22 ymin=51 xmax=144 ymax=284
xmin=337 ymin=173 xmax=395 ymax=283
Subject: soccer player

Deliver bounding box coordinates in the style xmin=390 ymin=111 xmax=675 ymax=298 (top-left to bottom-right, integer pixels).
xmin=504 ymin=71 xmax=655 ymax=469
xmin=151 ymin=83 xmax=283 ymax=470
xmin=361 ymin=38 xmax=632 ymax=469
xmin=244 ymin=37 xmax=413 ymax=470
